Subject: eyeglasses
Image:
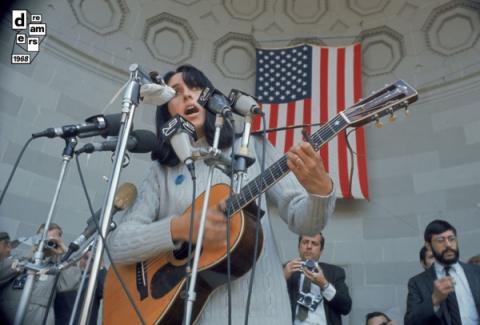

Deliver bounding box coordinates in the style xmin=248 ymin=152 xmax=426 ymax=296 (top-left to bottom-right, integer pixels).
xmin=432 ymin=236 xmax=457 ymax=244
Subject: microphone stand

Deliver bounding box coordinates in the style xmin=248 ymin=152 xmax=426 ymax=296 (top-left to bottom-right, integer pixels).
xmin=183 ymin=114 xmax=224 ymax=325
xmin=77 ymin=63 xmax=143 ymax=325
xmin=14 ymin=136 xmax=78 ymax=325
xmin=233 ymin=115 xmax=255 ymax=192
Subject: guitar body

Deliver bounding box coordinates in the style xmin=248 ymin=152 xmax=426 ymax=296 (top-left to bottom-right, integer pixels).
xmin=104 ymin=183 xmax=264 ymax=324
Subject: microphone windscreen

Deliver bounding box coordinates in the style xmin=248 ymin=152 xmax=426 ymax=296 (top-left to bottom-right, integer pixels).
xmin=114 ymin=183 xmax=138 ymax=210
xmin=102 ymin=113 xmax=123 ymax=138
xmin=234 ymin=94 xmax=259 ymax=115
xmin=140 ymin=83 xmax=176 ymax=106
xmin=170 ymin=131 xmax=192 ymax=163
xmin=130 ymin=129 xmax=157 ymax=153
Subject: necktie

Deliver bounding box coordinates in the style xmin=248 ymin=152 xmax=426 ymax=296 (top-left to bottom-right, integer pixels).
xmin=297 ymin=275 xmax=311 ymax=321
xmin=444 ymin=266 xmax=462 ymax=325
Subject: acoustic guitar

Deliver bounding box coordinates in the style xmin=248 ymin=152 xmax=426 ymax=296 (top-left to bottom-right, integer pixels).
xmin=104 ymin=80 xmax=418 ymax=324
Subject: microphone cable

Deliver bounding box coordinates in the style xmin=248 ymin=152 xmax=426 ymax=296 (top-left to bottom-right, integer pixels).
xmin=345 ymin=128 xmax=360 ymax=199
xmin=250 ymin=122 xmax=324 ymax=135
xmin=0 ymin=136 xmax=35 ymax=206
xmin=74 ymin=154 xmax=146 ymax=325
xmin=41 ymin=263 xmax=62 ymax=325
xmin=244 ymin=114 xmax=267 ymax=325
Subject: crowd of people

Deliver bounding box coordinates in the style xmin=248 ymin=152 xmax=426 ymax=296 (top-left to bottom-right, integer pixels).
xmin=1 ymin=219 xmax=478 ymax=324
xmin=0 ymin=64 xmax=479 ymax=324
xmin=0 ymin=223 xmax=105 ymax=325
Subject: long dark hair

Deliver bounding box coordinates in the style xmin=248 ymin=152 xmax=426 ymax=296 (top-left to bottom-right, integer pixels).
xmin=151 ymin=65 xmax=235 ymax=166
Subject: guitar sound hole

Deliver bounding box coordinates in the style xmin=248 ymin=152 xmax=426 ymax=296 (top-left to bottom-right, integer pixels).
xmin=173 ymin=242 xmax=201 ymax=261
xmin=173 ymin=242 xmax=190 ymax=260
xmin=151 ymin=264 xmax=187 ymax=299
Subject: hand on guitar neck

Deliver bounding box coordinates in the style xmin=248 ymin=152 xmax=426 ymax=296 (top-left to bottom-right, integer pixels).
xmin=286 ymin=141 xmax=333 ymax=196
xmin=170 ymin=201 xmax=228 ymax=249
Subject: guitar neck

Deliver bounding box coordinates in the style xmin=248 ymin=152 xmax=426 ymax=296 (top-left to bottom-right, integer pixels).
xmin=226 ymin=114 xmax=349 ymax=215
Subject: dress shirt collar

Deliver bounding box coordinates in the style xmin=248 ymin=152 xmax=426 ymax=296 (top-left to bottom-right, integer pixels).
xmin=434 ymin=261 xmax=460 ymax=277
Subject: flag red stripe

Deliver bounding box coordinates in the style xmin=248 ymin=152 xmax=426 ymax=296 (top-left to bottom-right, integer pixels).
xmin=303 ymin=98 xmax=312 ymax=137
xmin=254 ymin=44 xmax=368 ymax=199
xmin=252 ymin=104 xmax=262 ymax=131
xmin=320 ymin=47 xmax=329 ymax=172
xmin=353 ymin=43 xmax=369 ymax=199
xmin=267 ymin=103 xmax=279 ymax=146
xmin=336 ymin=48 xmax=350 ymax=198
xmin=284 ymin=102 xmax=296 ymax=151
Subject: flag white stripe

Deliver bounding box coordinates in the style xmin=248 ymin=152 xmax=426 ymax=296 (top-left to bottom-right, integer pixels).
xmin=327 ymin=47 xmax=340 ymax=194
xmin=255 ymin=44 xmax=368 ymax=199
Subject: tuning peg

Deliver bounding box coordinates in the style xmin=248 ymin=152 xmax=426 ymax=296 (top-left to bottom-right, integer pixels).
xmin=375 ymin=118 xmax=383 ymax=128
xmin=389 ymin=112 xmax=397 ymax=123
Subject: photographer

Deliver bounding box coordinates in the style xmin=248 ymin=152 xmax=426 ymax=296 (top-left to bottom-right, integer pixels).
xmin=283 ymin=233 xmax=351 ymax=325
xmin=0 ymin=223 xmax=81 ymax=325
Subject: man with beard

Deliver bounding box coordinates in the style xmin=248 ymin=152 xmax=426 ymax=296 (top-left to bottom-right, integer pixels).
xmin=283 ymin=233 xmax=352 ymax=325
xmin=404 ymin=219 xmax=480 ymax=325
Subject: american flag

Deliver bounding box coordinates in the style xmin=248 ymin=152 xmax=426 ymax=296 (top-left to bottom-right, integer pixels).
xmin=253 ymin=43 xmax=369 ymax=199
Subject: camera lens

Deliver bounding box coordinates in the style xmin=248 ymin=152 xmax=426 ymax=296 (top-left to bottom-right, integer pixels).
xmin=303 ymin=259 xmax=316 ymax=271
xmin=304 ymin=296 xmax=312 ymax=304
xmin=45 ymin=240 xmax=58 ymax=249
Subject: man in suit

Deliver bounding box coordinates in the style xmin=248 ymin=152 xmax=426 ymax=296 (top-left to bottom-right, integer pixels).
xmin=405 ymin=219 xmax=480 ymax=325
xmin=284 ymin=233 xmax=351 ymax=325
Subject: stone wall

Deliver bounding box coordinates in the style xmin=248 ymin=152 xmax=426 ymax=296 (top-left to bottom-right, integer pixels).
xmin=1 ymin=0 xmax=479 ymax=323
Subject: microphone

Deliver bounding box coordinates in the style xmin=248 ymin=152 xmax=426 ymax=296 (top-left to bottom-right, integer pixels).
xmin=76 ymin=129 xmax=157 ymax=154
xmin=228 ymin=89 xmax=263 ymax=116
xmin=140 ymin=83 xmax=176 ymax=106
xmin=32 ymin=113 xmax=122 ymax=139
xmin=197 ymin=87 xmax=234 ymax=121
xmin=138 ymin=70 xmax=176 ymax=106
xmin=161 ymin=115 xmax=197 ymax=175
xmin=171 ymin=131 xmax=194 ymax=166
xmin=61 ymin=183 xmax=138 ymax=262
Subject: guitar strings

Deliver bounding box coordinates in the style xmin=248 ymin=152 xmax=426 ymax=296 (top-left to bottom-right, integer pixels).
xmin=227 ymin=114 xmax=346 ymax=214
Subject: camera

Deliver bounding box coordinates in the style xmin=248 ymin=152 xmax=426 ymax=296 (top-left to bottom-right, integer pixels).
xmin=297 ymin=291 xmax=322 ymax=311
xmin=45 ymin=240 xmax=58 ymax=250
xmin=302 ymin=259 xmax=318 ymax=272
xmin=12 ymin=274 xmax=27 ymax=290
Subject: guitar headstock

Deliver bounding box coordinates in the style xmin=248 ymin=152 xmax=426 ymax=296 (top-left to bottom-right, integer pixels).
xmin=344 ymin=80 xmax=418 ymax=128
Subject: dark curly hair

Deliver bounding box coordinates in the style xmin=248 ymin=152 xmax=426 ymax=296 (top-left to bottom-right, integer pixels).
xmin=150 ymin=65 xmax=235 ymax=166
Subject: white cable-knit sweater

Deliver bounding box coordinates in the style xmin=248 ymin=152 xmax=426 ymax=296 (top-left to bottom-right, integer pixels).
xmin=108 ymin=135 xmax=336 ymax=324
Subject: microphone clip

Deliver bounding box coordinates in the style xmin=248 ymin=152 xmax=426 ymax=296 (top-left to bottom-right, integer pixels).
xmin=161 ymin=115 xmax=197 ymax=141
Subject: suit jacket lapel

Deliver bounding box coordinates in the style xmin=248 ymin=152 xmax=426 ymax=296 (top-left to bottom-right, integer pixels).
xmin=461 ymin=262 xmax=480 ymax=312
xmin=425 ymin=265 xmax=436 ymax=295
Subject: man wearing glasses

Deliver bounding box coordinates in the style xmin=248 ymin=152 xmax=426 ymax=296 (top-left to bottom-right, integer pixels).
xmin=404 ymin=219 xmax=480 ymax=325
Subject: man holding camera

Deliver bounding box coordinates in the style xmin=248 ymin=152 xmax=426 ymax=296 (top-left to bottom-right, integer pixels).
xmin=283 ymin=233 xmax=352 ymax=325
xmin=0 ymin=223 xmax=81 ymax=325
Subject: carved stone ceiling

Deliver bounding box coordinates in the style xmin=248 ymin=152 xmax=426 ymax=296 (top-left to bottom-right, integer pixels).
xmin=44 ymin=0 xmax=480 ymax=90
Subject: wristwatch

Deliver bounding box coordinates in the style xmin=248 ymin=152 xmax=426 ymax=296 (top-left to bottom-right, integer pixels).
xmin=320 ymin=282 xmax=330 ymax=291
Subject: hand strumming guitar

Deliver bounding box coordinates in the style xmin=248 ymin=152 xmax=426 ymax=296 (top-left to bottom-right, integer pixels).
xmin=170 ymin=201 xmax=228 ymax=249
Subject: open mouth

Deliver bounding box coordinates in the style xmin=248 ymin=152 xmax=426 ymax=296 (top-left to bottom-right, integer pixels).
xmin=185 ymin=105 xmax=199 ymax=116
